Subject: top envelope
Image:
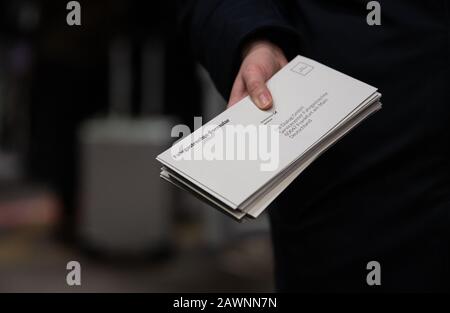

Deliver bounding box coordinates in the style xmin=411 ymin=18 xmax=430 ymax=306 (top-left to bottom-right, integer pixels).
xmin=157 ymin=55 xmax=378 ymax=210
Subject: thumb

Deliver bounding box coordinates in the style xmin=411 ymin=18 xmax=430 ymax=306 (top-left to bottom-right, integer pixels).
xmin=242 ymin=65 xmax=273 ymax=110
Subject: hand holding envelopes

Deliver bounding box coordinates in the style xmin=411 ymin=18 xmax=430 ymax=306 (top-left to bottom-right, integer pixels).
xmin=157 ymin=56 xmax=381 ymax=221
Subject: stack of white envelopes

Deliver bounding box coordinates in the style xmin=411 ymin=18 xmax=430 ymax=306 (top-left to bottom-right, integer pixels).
xmin=157 ymin=55 xmax=381 ymax=221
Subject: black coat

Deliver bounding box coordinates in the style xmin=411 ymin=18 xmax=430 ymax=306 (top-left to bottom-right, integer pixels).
xmin=181 ymin=0 xmax=450 ymax=292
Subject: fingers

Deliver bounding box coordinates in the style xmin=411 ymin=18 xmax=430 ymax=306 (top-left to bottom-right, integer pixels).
xmin=242 ymin=64 xmax=272 ymax=110
xmin=228 ymin=75 xmax=247 ymax=108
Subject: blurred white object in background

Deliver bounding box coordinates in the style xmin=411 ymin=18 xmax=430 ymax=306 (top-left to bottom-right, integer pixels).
xmin=78 ymin=117 xmax=175 ymax=254
xmin=77 ymin=37 xmax=177 ymax=255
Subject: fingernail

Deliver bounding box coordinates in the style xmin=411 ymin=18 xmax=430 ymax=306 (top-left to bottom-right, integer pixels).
xmin=259 ymin=92 xmax=271 ymax=109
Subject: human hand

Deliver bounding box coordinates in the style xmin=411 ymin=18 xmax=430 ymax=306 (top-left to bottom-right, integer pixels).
xmin=228 ymin=40 xmax=288 ymax=110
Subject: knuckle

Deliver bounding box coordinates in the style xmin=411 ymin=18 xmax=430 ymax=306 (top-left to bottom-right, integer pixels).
xmin=247 ymin=81 xmax=262 ymax=94
xmin=243 ymin=63 xmax=262 ymax=76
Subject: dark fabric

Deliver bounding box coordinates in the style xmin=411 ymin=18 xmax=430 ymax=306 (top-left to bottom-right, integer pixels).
xmin=181 ymin=0 xmax=450 ymax=292
xmin=179 ymin=0 xmax=303 ymax=98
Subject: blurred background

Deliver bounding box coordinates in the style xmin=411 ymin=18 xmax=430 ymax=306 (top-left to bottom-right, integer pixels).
xmin=0 ymin=0 xmax=273 ymax=292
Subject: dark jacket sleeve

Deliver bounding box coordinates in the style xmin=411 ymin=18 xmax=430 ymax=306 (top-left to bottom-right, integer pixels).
xmin=178 ymin=0 xmax=302 ymax=99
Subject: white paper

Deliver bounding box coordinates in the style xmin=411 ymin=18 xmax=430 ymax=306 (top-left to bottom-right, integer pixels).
xmin=157 ymin=55 xmax=381 ymax=220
